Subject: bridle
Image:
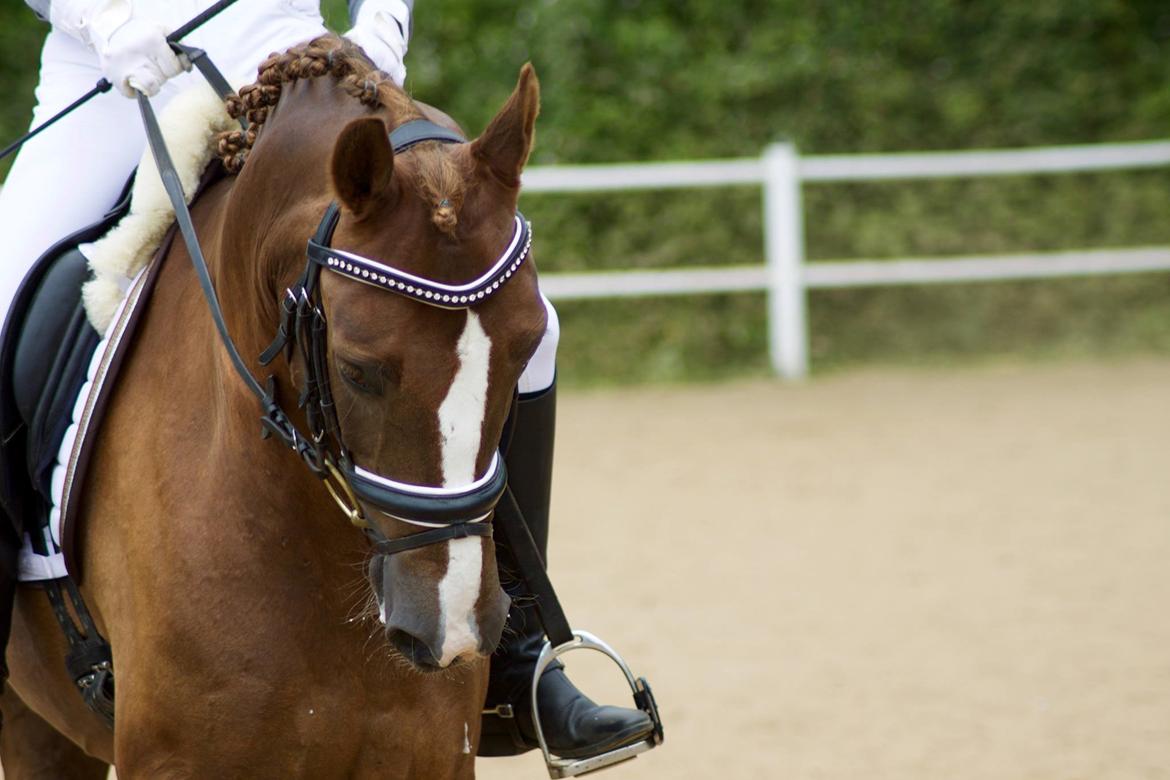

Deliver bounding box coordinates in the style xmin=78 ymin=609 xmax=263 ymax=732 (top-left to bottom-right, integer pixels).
xmin=255 ymin=119 xmax=534 ymax=556
xmin=140 ymin=98 xmax=533 ymax=555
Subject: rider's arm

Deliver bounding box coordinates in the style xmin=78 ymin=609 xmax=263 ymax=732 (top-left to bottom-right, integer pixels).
xmin=44 ymin=0 xmax=184 ymax=97
xmin=345 ymin=0 xmax=413 ymax=86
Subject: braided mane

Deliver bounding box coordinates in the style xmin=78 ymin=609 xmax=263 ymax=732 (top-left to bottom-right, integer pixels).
xmin=217 ymin=34 xmax=464 ymax=233
xmin=217 ymin=34 xmax=418 ymax=172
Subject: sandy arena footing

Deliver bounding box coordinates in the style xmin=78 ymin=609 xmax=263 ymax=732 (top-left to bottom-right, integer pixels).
xmin=7 ymin=359 xmax=1170 ymax=779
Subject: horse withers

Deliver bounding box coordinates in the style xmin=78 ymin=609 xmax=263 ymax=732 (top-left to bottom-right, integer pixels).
xmin=1 ymin=35 xmax=547 ymax=778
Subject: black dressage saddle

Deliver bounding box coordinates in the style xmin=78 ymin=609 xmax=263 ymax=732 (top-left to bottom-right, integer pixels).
xmin=0 ymin=179 xmax=134 ymax=563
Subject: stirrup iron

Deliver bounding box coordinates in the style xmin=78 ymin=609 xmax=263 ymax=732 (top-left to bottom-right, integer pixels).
xmin=531 ymin=630 xmax=664 ymax=778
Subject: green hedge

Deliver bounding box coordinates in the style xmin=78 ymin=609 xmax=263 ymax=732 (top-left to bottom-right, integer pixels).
xmin=0 ymin=7 xmax=45 ymax=180
xmin=5 ymin=1 xmax=1170 ymax=384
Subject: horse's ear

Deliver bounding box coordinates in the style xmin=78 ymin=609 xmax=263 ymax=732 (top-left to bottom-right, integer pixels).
xmin=471 ymin=63 xmax=540 ymax=187
xmin=331 ymin=117 xmax=395 ymax=218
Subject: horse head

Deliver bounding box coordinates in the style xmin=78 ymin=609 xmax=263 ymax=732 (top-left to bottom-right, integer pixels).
xmin=324 ymin=73 xmax=547 ymax=671
xmin=222 ymin=38 xmax=546 ymax=671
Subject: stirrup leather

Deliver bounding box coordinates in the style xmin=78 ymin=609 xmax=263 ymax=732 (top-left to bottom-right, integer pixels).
xmin=530 ymin=630 xmax=664 ymax=778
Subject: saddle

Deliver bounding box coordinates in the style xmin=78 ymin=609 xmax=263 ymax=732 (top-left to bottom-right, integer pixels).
xmin=0 ymin=180 xmax=133 ymax=560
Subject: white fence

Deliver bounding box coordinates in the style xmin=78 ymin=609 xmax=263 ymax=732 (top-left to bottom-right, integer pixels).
xmin=521 ymin=140 xmax=1170 ymax=379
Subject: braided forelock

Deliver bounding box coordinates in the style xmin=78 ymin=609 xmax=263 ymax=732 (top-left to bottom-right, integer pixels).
xmin=216 ymin=34 xmax=422 ymax=174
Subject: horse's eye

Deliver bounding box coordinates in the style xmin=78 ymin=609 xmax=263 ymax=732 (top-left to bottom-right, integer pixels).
xmin=338 ymin=359 xmax=382 ymax=395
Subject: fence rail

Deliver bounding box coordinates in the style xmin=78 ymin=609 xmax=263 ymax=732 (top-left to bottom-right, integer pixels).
xmin=522 ymin=140 xmax=1170 ymax=378
xmin=539 ymin=247 xmax=1170 ymax=300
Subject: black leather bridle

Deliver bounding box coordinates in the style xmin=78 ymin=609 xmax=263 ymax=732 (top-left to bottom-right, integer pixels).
xmin=256 ymin=122 xmax=534 ymax=554
xmin=139 ymin=83 xmax=533 ymax=555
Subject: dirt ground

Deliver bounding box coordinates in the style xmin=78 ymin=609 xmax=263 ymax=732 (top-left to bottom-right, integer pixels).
xmin=478 ymin=359 xmax=1170 ymax=780
xmin=10 ymin=359 xmax=1170 ymax=779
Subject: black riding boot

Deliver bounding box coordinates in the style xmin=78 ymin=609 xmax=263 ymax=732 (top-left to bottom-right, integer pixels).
xmin=479 ymin=380 xmax=653 ymax=759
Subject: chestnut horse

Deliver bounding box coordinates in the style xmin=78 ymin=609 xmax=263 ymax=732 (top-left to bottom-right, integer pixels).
xmin=0 ymin=35 xmax=546 ymax=778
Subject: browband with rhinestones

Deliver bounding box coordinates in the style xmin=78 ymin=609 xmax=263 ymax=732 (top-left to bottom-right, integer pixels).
xmin=306 ymin=213 xmax=532 ymax=310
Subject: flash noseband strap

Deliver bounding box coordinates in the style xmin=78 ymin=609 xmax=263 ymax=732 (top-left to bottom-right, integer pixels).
xmin=372 ymin=522 xmax=493 ymax=556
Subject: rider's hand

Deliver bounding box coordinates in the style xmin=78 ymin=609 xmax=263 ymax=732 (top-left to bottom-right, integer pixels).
xmin=345 ymin=0 xmax=411 ymax=86
xmin=53 ymin=0 xmax=185 ymax=97
xmin=98 ymin=17 xmax=185 ymax=97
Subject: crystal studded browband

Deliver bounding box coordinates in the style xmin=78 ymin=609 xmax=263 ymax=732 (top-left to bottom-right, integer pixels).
xmin=306 ymin=213 xmax=533 ymax=310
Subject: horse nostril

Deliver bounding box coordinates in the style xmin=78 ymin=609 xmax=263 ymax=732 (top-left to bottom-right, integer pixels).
xmin=478 ymin=587 xmax=510 ymax=654
xmin=386 ymin=627 xmax=442 ymax=669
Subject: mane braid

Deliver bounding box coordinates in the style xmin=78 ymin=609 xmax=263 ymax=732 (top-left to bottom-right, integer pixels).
xmin=216 ymin=34 xmax=421 ymax=174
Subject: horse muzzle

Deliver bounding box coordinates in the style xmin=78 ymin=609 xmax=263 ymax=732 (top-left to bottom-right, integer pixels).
xmin=371 ymin=550 xmax=510 ymax=671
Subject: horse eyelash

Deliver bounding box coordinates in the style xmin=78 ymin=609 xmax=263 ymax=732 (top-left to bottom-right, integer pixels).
xmin=338 ymin=360 xmax=382 ymax=395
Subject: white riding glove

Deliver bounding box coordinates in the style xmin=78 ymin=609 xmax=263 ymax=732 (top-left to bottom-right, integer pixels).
xmin=345 ymin=0 xmax=411 ymax=86
xmin=51 ymin=0 xmax=185 ymax=97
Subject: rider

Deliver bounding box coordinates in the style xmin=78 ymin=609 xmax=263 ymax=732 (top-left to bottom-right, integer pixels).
xmin=0 ymin=0 xmax=652 ymax=761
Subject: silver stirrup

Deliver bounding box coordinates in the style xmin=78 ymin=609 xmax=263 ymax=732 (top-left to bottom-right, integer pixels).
xmin=531 ymin=630 xmax=664 ymax=778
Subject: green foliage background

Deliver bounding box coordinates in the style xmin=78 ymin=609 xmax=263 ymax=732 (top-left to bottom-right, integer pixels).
xmin=5 ymin=1 xmax=1170 ymax=383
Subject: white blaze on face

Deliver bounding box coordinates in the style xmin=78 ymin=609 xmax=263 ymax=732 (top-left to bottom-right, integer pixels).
xmin=435 ymin=311 xmax=492 ymax=666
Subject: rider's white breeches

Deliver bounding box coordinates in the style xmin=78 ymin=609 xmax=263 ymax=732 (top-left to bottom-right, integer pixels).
xmin=519 ymin=294 xmax=559 ymax=395
xmin=0 ymin=0 xmax=559 ymax=392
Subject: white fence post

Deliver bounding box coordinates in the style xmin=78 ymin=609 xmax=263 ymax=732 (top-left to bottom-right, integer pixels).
xmin=763 ymin=142 xmax=808 ymax=379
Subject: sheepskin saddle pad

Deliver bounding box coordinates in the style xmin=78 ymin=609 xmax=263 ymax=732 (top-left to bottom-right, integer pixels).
xmin=0 ymin=84 xmax=234 ymax=581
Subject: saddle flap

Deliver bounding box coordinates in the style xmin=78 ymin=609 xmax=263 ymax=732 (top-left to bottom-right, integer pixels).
xmin=13 ymin=249 xmax=100 ymax=490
